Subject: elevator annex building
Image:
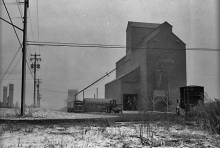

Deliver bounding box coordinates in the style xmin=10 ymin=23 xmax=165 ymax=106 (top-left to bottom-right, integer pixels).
xmin=105 ymin=21 xmax=187 ymax=112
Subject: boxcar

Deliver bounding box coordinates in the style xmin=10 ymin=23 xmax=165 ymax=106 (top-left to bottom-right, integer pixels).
xmin=179 ymin=85 xmax=204 ymax=111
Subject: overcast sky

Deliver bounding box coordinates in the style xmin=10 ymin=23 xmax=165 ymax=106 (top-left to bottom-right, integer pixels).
xmin=1 ymin=0 xmax=219 ymax=110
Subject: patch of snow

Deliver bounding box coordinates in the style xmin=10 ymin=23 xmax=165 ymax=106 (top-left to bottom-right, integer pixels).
xmin=1 ymin=108 xmax=220 ymax=147
xmin=1 ymin=122 xmax=220 ymax=148
xmin=0 ymin=107 xmax=117 ymax=119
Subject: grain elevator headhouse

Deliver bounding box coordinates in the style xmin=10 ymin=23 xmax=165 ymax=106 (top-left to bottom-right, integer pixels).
xmin=105 ymin=21 xmax=186 ymax=112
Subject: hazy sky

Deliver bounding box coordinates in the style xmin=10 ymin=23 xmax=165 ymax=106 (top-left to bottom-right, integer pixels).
xmin=1 ymin=0 xmax=219 ymax=110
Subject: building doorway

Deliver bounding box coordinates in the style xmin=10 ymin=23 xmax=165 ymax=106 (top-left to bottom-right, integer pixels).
xmin=123 ymin=94 xmax=138 ymax=111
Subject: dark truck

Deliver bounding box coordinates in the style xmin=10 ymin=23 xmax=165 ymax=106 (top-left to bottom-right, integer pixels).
xmin=67 ymin=100 xmax=85 ymax=113
xmin=73 ymin=104 xmax=85 ymax=113
xmin=105 ymin=99 xmax=123 ymax=113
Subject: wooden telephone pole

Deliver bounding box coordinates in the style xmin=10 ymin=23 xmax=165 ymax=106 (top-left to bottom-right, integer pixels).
xmin=36 ymin=79 xmax=42 ymax=107
xmin=21 ymin=0 xmax=29 ymax=116
xmin=30 ymin=53 xmax=41 ymax=107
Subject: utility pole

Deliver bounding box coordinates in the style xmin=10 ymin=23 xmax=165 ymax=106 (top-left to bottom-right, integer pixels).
xmin=30 ymin=53 xmax=41 ymax=107
xmin=36 ymin=79 xmax=42 ymax=107
xmin=96 ymin=87 xmax=98 ymax=99
xmin=21 ymin=0 xmax=29 ymax=116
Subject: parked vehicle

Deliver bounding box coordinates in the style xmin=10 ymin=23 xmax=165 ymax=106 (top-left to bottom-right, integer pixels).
xmin=106 ymin=100 xmax=123 ymax=113
xmin=67 ymin=99 xmax=123 ymax=113
xmin=67 ymin=100 xmax=84 ymax=113
xmin=112 ymin=104 xmax=123 ymax=113
xmin=73 ymin=105 xmax=85 ymax=113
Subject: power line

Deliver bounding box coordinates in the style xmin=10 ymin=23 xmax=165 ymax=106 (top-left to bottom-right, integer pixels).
xmin=16 ymin=0 xmax=23 ymax=22
xmin=0 ymin=46 xmax=21 ymax=83
xmin=1 ymin=17 xmax=23 ymax=19
xmin=1 ymin=0 xmax=22 ymax=46
xmin=36 ymin=0 xmax=40 ymax=54
xmin=1 ymin=1 xmax=34 ymax=86
xmin=1 ymin=0 xmax=29 ymax=83
xmin=1 ymin=53 xmax=22 ymax=81
xmin=26 ymin=48 xmax=35 ymax=79
xmin=27 ymin=43 xmax=125 ymax=49
xmin=0 ymin=71 xmax=34 ymax=74
xmin=25 ymin=3 xmax=35 ymax=77
xmin=75 ymin=59 xmax=131 ymax=97
xmin=26 ymin=57 xmax=34 ymax=79
xmin=27 ymin=41 xmax=220 ymax=51
xmin=0 ymin=78 xmax=33 ymax=81
xmin=0 ymin=17 xmax=23 ymax=31
xmin=25 ymin=5 xmax=34 ymax=56
xmin=27 ymin=41 xmax=125 ymax=48
xmin=0 ymin=70 xmax=23 ymax=73
xmin=0 ymin=49 xmax=34 ymax=83
xmin=28 ymin=9 xmax=35 ymax=44
xmin=40 ymin=87 xmax=68 ymax=93
xmin=0 ymin=2 xmax=17 ymax=5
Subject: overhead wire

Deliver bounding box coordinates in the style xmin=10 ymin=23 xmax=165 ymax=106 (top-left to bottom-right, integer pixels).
xmin=2 ymin=0 xmax=22 ymax=46
xmin=0 ymin=0 xmax=23 ymax=83
xmin=27 ymin=41 xmax=125 ymax=48
xmin=0 ymin=17 xmax=23 ymax=31
xmin=0 ymin=70 xmax=33 ymax=74
xmin=16 ymin=0 xmax=34 ymax=75
xmin=1 ymin=0 xmax=34 ymax=82
xmin=0 ymin=46 xmax=22 ymax=83
xmin=16 ymin=0 xmax=35 ymax=79
xmin=28 ymin=9 xmax=35 ymax=46
xmin=26 ymin=42 xmax=34 ymax=79
xmin=1 ymin=53 xmax=22 ymax=81
xmin=36 ymin=0 xmax=40 ymax=54
xmin=26 ymin=2 xmax=39 ymax=80
xmin=38 ymin=67 xmax=115 ymax=95
xmin=1 ymin=17 xmax=22 ymax=19
xmin=40 ymin=87 xmax=68 ymax=93
xmin=75 ymin=59 xmax=131 ymax=97
xmin=36 ymin=0 xmax=42 ymax=79
xmin=26 ymin=53 xmax=34 ymax=79
xmin=0 ymin=2 xmax=17 ymax=5
xmin=27 ymin=41 xmax=220 ymax=51
xmin=16 ymin=0 xmax=23 ymax=22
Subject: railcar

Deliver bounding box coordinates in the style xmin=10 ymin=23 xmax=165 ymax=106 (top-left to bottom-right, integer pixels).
xmin=179 ymin=85 xmax=204 ymax=114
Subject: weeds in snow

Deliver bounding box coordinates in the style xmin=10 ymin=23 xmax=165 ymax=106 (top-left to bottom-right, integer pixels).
xmin=191 ymin=96 xmax=220 ymax=134
xmin=1 ymin=121 xmax=220 ymax=148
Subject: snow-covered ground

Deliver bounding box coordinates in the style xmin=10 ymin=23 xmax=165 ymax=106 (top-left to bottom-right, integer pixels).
xmin=1 ymin=121 xmax=220 ymax=148
xmin=0 ymin=108 xmax=220 ymax=148
xmin=0 ymin=107 xmax=117 ymax=119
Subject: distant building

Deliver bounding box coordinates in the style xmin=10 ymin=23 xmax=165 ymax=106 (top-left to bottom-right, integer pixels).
xmin=1 ymin=84 xmax=14 ymax=108
xmin=15 ymin=101 xmax=19 ymax=108
xmin=3 ymin=86 xmax=7 ymax=107
xmin=66 ymin=89 xmax=78 ymax=102
xmin=105 ymin=21 xmax=187 ymax=112
xmin=62 ymin=89 xmax=78 ymax=112
xmin=8 ymin=83 xmax=14 ymax=107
